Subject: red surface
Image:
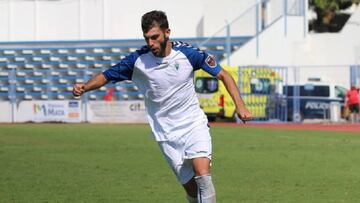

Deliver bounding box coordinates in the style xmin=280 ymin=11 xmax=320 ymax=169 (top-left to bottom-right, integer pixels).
xmin=212 ymin=122 xmax=360 ymax=133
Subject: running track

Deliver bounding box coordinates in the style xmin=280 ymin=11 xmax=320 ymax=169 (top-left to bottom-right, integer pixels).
xmin=212 ymin=122 xmax=360 ymax=133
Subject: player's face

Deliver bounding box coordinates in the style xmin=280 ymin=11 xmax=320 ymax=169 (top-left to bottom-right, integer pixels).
xmin=143 ymin=26 xmax=170 ymax=57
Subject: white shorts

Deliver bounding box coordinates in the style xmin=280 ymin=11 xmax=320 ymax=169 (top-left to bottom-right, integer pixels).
xmin=157 ymin=125 xmax=212 ymax=184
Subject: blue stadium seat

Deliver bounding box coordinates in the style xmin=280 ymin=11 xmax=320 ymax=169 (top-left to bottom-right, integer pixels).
xmin=0 ymin=37 xmax=244 ymax=101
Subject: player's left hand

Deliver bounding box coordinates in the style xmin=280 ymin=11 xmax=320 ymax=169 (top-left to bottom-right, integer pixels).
xmin=237 ymin=108 xmax=252 ymax=124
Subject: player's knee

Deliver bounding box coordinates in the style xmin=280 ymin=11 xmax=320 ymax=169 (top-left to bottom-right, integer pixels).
xmin=192 ymin=157 xmax=211 ymax=176
xmin=194 ymin=168 xmax=209 ymax=176
xmin=195 ymin=175 xmax=216 ymax=203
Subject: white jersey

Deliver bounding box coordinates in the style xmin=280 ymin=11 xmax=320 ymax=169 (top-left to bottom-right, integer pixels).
xmin=103 ymin=41 xmax=222 ymax=141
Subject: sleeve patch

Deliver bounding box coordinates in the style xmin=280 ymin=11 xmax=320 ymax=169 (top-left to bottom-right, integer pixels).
xmin=205 ymin=55 xmax=217 ymax=68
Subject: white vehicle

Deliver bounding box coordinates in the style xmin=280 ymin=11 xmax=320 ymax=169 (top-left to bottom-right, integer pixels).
xmin=284 ymin=80 xmax=348 ymax=121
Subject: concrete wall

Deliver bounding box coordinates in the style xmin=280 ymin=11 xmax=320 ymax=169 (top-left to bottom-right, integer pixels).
xmin=0 ymin=0 xmax=256 ymax=41
xmin=227 ymin=5 xmax=360 ymax=87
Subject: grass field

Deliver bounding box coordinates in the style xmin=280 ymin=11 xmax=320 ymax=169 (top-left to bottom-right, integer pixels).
xmin=1 ymin=124 xmax=360 ymax=203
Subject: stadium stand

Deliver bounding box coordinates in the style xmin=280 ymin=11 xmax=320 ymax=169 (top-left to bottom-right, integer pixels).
xmin=0 ymin=37 xmax=250 ymax=101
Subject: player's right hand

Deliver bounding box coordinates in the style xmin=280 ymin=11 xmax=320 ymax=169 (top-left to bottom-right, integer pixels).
xmin=73 ymin=83 xmax=86 ymax=97
xmin=237 ymin=108 xmax=252 ymax=124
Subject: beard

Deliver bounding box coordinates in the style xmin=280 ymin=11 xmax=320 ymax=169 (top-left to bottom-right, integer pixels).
xmin=155 ymin=36 xmax=168 ymax=57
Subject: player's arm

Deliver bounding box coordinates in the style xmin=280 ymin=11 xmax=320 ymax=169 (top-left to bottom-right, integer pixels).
xmin=73 ymin=73 xmax=108 ymax=97
xmin=216 ymin=69 xmax=252 ymax=123
xmin=183 ymin=44 xmax=251 ymax=122
xmin=72 ymin=47 xmax=142 ymax=97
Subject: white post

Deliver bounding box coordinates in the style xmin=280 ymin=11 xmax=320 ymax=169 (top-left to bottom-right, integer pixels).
xmin=78 ymin=0 xmax=83 ymax=40
xmin=102 ymin=0 xmax=106 ymax=39
xmin=225 ymin=21 xmax=231 ymax=66
xmin=284 ymin=0 xmax=287 ymax=37
xmin=34 ymin=0 xmax=38 ymax=40
xmin=303 ymin=0 xmax=308 ymax=38
xmin=7 ymin=0 xmax=11 ymax=41
xmin=256 ymin=0 xmax=261 ymax=57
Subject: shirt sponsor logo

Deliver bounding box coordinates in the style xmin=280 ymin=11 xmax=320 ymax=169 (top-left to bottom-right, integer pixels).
xmin=205 ymin=55 xmax=217 ymax=68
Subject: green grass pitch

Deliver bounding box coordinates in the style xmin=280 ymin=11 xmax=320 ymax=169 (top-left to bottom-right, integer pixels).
xmin=1 ymin=124 xmax=360 ymax=202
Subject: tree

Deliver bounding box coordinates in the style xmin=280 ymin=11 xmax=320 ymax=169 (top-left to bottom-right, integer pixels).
xmin=309 ymin=0 xmax=360 ymax=32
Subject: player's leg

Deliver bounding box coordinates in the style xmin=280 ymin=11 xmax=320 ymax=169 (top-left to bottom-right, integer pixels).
xmin=157 ymin=138 xmax=198 ymax=202
xmin=183 ymin=125 xmax=216 ymax=203
xmin=182 ymin=158 xmax=215 ymax=203
xmin=193 ymin=157 xmax=216 ymax=203
xmin=183 ymin=178 xmax=198 ymax=203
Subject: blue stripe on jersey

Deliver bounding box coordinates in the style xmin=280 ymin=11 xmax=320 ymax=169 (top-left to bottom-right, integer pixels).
xmin=103 ymin=46 xmax=150 ymax=82
xmin=172 ymin=41 xmax=221 ymax=77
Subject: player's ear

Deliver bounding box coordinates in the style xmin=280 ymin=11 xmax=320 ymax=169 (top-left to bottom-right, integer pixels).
xmin=164 ymin=28 xmax=171 ymax=39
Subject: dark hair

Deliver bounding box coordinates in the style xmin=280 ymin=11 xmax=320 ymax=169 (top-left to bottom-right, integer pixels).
xmin=141 ymin=10 xmax=169 ymax=33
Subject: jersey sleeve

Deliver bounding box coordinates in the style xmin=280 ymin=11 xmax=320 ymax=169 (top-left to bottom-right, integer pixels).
xmin=102 ymin=52 xmax=137 ymax=83
xmin=103 ymin=46 xmax=150 ymax=82
xmin=177 ymin=43 xmax=222 ymax=77
xmin=198 ymin=53 xmax=222 ymax=77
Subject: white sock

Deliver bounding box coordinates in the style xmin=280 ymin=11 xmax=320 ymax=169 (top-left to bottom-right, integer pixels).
xmin=195 ymin=175 xmax=216 ymax=203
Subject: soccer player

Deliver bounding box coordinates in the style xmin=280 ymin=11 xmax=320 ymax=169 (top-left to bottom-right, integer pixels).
xmin=73 ymin=10 xmax=252 ymax=203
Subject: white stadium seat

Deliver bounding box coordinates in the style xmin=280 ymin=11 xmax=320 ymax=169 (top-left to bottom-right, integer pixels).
xmin=24 ymin=79 xmax=34 ymax=84
xmin=41 ymin=79 xmax=50 ymax=84
xmin=33 ymin=87 xmax=42 ymax=92
xmin=25 ymin=64 xmax=35 ymax=69
xmin=40 ymin=49 xmax=51 ymax=54
xmin=24 ymin=95 xmax=33 ymax=100
xmin=58 ymin=49 xmax=69 ymax=54
xmin=57 ymin=94 xmax=65 ymax=100
xmin=93 ymin=48 xmax=105 ymax=53
xmin=40 ymin=95 xmax=48 ymax=100
xmin=16 ymin=87 xmax=25 ymax=92
xmin=0 ymin=87 xmax=9 ymax=92
xmin=89 ymin=94 xmax=97 ymax=100
xmin=22 ymin=49 xmax=34 ymax=54
xmin=3 ymin=50 xmax=16 ymax=55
